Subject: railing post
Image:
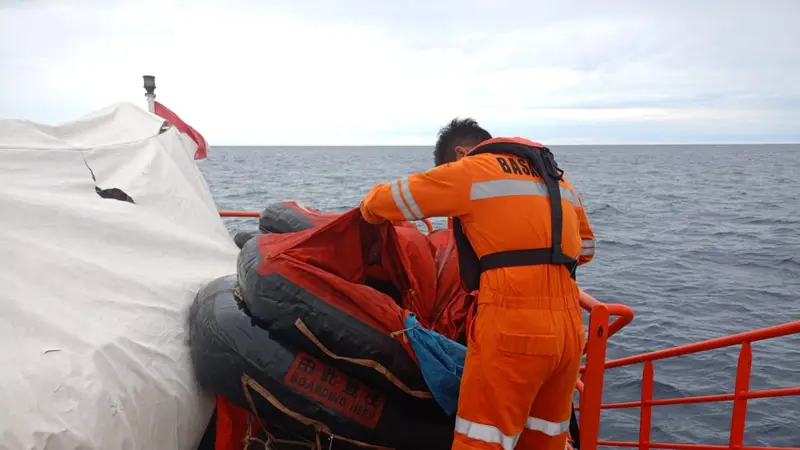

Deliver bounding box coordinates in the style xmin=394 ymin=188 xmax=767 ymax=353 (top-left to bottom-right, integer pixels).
xmin=639 ymin=361 xmax=654 ymax=450
xmin=580 ymin=304 xmax=610 ymax=450
xmin=729 ymin=342 xmax=752 ymax=449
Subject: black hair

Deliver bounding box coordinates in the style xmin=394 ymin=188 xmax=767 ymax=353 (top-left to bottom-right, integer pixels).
xmin=433 ymin=117 xmax=492 ymax=166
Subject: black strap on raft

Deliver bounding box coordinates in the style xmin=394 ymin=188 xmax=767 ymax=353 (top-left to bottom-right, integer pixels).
xmin=453 ymin=141 xmax=578 ymax=292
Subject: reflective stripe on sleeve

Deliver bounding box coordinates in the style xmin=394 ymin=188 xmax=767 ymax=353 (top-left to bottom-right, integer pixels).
xmin=470 ymin=179 xmax=582 ymax=208
xmin=390 ymin=180 xmax=414 ymax=221
xmin=581 ymin=238 xmax=595 ymax=256
xmin=454 ymin=417 xmax=520 ymax=450
xmin=525 ymin=416 xmax=570 ymax=436
xmin=560 ymin=187 xmax=581 ymax=208
xmin=399 ymin=177 xmax=424 ymax=219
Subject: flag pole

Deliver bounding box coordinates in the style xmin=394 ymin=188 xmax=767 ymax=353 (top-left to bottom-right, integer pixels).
xmin=143 ymin=75 xmax=156 ymax=114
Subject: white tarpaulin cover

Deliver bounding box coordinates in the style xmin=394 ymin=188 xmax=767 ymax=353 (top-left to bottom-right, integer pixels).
xmin=0 ymin=102 xmax=239 ymax=450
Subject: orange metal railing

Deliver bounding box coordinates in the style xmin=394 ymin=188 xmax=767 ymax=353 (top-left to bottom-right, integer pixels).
xmin=577 ymin=294 xmax=637 ymax=450
xmin=576 ymin=298 xmax=800 ymax=450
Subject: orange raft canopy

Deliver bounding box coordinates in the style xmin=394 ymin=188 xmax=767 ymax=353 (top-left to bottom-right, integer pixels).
xmin=244 ymin=201 xmax=473 ymax=342
xmin=189 ymin=201 xmax=481 ymax=449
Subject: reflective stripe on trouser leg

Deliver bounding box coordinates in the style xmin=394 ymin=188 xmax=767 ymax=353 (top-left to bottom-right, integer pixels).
xmin=526 ymin=416 xmax=569 ymax=436
xmin=452 ymin=415 xmax=568 ymax=449
xmin=454 ymin=417 xmax=520 ymax=450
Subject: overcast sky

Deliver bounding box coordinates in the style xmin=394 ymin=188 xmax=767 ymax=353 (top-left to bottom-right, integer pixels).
xmin=1 ymin=0 xmax=798 ymax=145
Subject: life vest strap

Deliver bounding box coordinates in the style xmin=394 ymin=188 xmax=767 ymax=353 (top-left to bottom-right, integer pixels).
xmin=479 ymin=248 xmax=578 ymax=280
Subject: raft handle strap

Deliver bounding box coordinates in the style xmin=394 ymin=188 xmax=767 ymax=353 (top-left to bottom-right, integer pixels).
xmin=388 ymin=324 xmax=418 ymax=338
xmin=242 ymin=415 xmax=308 ymax=449
xmin=240 ymin=373 xmax=395 ymax=450
xmin=294 ymin=318 xmax=433 ymax=399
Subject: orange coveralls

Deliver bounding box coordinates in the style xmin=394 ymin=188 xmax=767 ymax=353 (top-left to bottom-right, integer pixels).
xmin=360 ymin=137 xmax=595 ymax=450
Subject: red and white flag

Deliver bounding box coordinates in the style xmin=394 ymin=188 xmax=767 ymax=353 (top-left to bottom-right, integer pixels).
xmin=153 ymin=101 xmax=208 ymax=160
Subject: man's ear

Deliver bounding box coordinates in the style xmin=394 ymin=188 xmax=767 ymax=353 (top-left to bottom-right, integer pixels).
xmin=454 ymin=145 xmax=467 ymax=159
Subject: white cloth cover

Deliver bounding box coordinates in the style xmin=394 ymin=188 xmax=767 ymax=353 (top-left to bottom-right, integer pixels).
xmin=0 ymin=102 xmax=239 ymax=450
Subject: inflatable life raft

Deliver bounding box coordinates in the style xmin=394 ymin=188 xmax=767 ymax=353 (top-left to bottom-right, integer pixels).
xmin=189 ymin=275 xmax=455 ymax=449
xmin=191 ymin=201 xmax=476 ymax=449
xmin=238 ymin=201 xmax=473 ymax=342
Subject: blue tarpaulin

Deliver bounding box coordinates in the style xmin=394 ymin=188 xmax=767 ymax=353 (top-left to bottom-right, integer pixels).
xmin=404 ymin=313 xmax=467 ymax=416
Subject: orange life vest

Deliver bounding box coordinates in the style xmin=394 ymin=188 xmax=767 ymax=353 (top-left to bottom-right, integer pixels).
xmin=451 ymin=138 xmax=578 ymax=292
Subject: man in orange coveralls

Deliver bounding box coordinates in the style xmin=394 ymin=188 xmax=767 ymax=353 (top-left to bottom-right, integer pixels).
xmin=359 ymin=118 xmax=595 ymax=450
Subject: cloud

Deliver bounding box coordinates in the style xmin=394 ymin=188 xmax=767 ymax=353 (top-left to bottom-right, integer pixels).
xmin=1 ymin=0 xmax=798 ymax=144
